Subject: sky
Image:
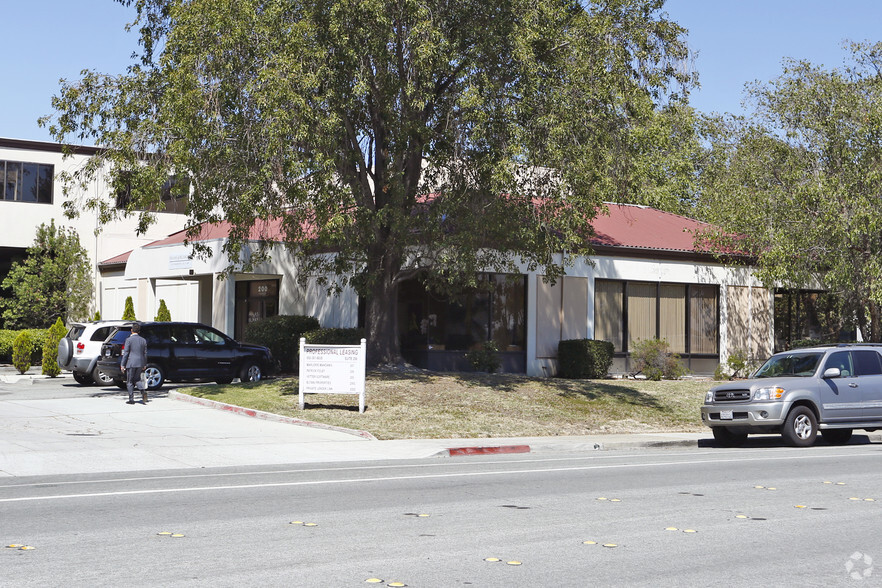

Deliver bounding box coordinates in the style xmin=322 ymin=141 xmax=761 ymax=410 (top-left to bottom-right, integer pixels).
xmin=3 ymin=0 xmax=882 ymax=144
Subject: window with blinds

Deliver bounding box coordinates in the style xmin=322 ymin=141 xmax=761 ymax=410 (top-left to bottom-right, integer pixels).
xmin=594 ymin=279 xmax=717 ymax=355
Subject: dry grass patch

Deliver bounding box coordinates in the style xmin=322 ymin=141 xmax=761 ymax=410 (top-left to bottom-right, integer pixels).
xmin=181 ymin=372 xmax=710 ymax=440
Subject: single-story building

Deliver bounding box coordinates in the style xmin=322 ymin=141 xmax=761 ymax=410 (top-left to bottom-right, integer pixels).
xmin=100 ymin=203 xmax=822 ymax=377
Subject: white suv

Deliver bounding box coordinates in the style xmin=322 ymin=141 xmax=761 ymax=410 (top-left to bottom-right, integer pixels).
xmin=57 ymin=321 xmax=130 ymax=385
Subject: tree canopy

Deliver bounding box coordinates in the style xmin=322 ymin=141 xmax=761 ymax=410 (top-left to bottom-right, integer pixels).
xmin=696 ymin=41 xmax=882 ymax=341
xmin=45 ymin=0 xmax=693 ymax=364
xmin=0 ymin=220 xmax=93 ymax=328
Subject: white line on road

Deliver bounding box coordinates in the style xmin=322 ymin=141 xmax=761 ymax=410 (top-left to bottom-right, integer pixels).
xmin=0 ymin=450 xmax=874 ymax=503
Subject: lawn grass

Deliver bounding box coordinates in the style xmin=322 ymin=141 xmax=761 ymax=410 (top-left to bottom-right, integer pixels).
xmin=180 ymin=372 xmax=712 ymax=440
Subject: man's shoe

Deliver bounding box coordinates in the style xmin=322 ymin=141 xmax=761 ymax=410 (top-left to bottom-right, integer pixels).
xmin=142 ymin=391 xmax=148 ymax=403
xmin=126 ymin=399 xmax=135 ymax=404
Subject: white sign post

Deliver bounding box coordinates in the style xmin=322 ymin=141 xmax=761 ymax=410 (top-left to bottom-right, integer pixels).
xmin=298 ymin=338 xmax=367 ymax=413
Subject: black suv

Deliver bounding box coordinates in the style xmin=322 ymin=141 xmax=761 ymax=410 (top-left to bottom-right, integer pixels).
xmin=98 ymin=322 xmax=277 ymax=390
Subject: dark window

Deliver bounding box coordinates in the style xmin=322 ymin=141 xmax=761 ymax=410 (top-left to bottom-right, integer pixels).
xmin=824 ymin=351 xmax=854 ymax=377
xmin=1 ymin=160 xmax=53 ymax=203
xmin=854 ymin=350 xmax=882 ymax=376
xmin=115 ymin=172 xmax=189 ymax=214
xmin=90 ymin=327 xmax=113 ymax=342
xmin=398 ymin=274 xmax=526 ymax=352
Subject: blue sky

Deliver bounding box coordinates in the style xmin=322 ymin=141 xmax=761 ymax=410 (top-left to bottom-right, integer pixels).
xmin=3 ymin=1 xmax=882 ymax=143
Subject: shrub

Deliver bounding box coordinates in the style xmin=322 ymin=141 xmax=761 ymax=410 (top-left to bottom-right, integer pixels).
xmin=244 ymin=315 xmax=321 ymax=372
xmin=12 ymin=331 xmax=33 ymax=374
xmin=154 ymin=299 xmax=172 ymax=321
xmin=557 ymin=339 xmax=615 ymax=379
xmin=630 ymin=338 xmax=688 ymax=381
xmin=42 ymin=318 xmax=67 ymax=377
xmin=92 ymin=310 xmax=101 ymax=321
xmin=0 ymin=329 xmax=47 ymax=364
xmin=465 ymin=341 xmax=501 ymax=373
xmin=122 ymin=296 xmax=136 ymax=320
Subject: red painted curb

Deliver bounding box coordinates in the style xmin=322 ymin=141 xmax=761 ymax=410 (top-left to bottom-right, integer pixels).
xmin=448 ymin=445 xmax=531 ymax=456
xmin=169 ymin=391 xmax=377 ymax=440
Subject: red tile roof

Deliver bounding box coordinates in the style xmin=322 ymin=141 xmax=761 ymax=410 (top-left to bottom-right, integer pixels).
xmin=100 ymin=203 xmax=716 ymax=265
xmin=590 ymin=203 xmax=711 ymax=253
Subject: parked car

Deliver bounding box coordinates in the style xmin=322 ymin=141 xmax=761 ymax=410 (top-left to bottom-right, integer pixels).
xmin=57 ymin=320 xmax=130 ymax=385
xmin=701 ymin=344 xmax=882 ymax=447
xmin=97 ymin=322 xmax=277 ymax=390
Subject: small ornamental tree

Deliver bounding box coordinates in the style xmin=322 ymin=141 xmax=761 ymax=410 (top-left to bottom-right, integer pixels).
xmin=12 ymin=331 xmax=33 ymax=374
xmin=154 ymin=299 xmax=171 ymax=321
xmin=122 ymin=296 xmax=136 ymax=321
xmin=42 ymin=317 xmax=67 ymax=377
xmin=0 ymin=220 xmax=92 ymax=328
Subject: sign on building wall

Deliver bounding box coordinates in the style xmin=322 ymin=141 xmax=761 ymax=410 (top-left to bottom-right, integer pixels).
xmin=298 ymin=338 xmax=367 ymax=413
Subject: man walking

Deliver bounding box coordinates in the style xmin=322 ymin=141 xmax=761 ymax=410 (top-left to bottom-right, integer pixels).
xmin=121 ymin=323 xmax=148 ymax=404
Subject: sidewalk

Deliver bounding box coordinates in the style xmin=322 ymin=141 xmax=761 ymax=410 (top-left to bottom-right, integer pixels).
xmin=0 ymin=366 xmax=709 ymax=477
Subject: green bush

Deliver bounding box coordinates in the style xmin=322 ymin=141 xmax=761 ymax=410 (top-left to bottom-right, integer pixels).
xmin=557 ymin=339 xmax=614 ymax=379
xmin=154 ymin=299 xmax=172 ymax=321
xmin=0 ymin=329 xmax=47 ymax=364
xmin=12 ymin=331 xmax=34 ymax=374
xmin=244 ymin=315 xmax=321 ymax=372
xmin=630 ymin=338 xmax=688 ymax=381
xmin=42 ymin=318 xmax=67 ymax=377
xmin=465 ymin=341 xmax=501 ymax=373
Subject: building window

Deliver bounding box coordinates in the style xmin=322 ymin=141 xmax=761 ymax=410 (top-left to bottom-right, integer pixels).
xmin=115 ymin=172 xmax=189 ymax=214
xmin=1 ymin=160 xmax=53 ymax=203
xmin=399 ymin=274 xmax=526 ymax=352
xmin=594 ymin=279 xmax=719 ymax=355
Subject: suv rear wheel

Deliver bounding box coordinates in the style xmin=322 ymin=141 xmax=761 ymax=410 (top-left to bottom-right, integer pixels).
xmin=72 ymin=371 xmax=93 ymax=385
xmin=782 ymin=406 xmax=818 ymax=447
xmin=143 ymin=364 xmax=165 ymax=390
xmin=92 ymin=365 xmax=114 ymax=386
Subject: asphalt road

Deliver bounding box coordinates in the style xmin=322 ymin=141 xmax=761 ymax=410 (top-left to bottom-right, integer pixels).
xmin=3 ymin=445 xmax=882 ymax=587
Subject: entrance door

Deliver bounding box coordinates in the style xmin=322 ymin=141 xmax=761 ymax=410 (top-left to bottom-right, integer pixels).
xmin=234 ymin=279 xmax=280 ymax=339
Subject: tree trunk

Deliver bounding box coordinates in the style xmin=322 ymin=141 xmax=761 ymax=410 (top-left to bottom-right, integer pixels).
xmin=364 ymin=261 xmax=402 ymax=368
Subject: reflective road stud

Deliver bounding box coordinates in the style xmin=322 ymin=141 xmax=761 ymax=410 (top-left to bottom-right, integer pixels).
xmin=365 ymin=579 xmax=383 ymax=584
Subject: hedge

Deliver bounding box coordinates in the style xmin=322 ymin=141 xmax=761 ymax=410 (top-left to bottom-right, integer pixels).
xmin=557 ymin=339 xmax=614 ymax=379
xmin=243 ymin=315 xmax=321 ymax=373
xmin=0 ymin=329 xmax=49 ymax=364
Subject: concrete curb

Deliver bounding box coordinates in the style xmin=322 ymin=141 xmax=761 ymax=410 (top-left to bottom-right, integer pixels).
xmin=169 ymin=390 xmax=378 ymax=440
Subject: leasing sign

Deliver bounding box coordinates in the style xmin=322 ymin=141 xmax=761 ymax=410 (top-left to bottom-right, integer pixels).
xmin=298 ymin=338 xmax=366 ymax=413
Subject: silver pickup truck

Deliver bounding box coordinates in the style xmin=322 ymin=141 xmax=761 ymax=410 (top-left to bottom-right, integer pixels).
xmin=701 ymin=344 xmax=882 ymax=447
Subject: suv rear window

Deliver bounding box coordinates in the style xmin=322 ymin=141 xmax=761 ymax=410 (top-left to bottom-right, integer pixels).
xmin=107 ymin=327 xmax=133 ymax=344
xmin=68 ymin=325 xmax=87 ymax=341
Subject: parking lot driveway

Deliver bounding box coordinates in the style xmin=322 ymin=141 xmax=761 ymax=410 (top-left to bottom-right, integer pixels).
xmin=0 ymin=394 xmax=373 ymax=477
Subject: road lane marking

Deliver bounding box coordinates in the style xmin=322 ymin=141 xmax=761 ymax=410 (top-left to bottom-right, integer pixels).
xmin=1 ymin=451 xmax=878 ymax=504
xmin=0 ymin=447 xmax=862 ymax=491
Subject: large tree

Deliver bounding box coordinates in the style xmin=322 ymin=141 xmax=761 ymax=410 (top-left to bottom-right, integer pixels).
xmin=45 ymin=0 xmax=692 ymax=365
xmin=696 ymin=42 xmax=882 ymax=341
xmin=1 ymin=220 xmax=93 ymax=328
